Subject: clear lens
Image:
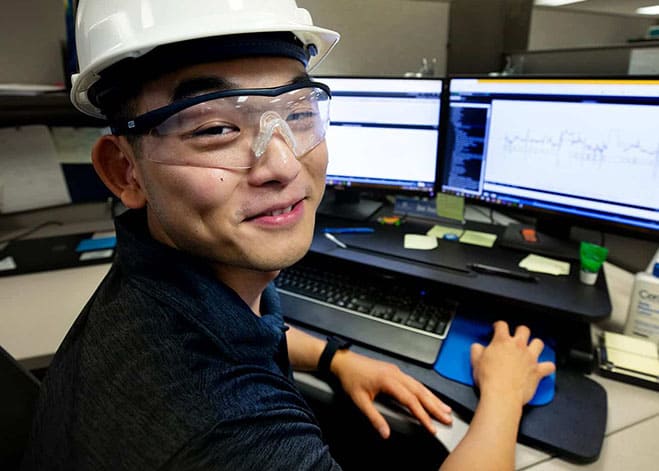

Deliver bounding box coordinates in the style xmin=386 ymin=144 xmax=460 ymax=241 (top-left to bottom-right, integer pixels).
xmin=144 ymin=86 xmax=330 ymax=169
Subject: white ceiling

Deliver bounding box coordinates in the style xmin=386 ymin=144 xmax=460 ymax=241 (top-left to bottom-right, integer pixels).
xmin=537 ymin=0 xmax=659 ymax=17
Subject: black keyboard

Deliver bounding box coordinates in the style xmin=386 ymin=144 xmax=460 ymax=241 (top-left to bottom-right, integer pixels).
xmin=275 ymin=255 xmax=458 ymax=366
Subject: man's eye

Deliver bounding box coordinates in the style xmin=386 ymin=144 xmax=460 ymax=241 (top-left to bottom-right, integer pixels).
xmin=190 ymin=124 xmax=238 ymax=137
xmin=286 ymin=111 xmax=315 ymax=122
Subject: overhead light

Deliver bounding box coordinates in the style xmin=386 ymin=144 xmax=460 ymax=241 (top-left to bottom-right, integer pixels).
xmin=534 ymin=0 xmax=586 ymax=6
xmin=637 ymin=5 xmax=659 ymax=15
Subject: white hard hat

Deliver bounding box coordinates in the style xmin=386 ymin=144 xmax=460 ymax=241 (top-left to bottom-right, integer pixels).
xmin=71 ymin=0 xmax=340 ymax=118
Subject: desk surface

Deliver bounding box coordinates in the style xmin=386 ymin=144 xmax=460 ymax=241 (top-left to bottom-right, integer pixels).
xmin=312 ymin=215 xmax=612 ymax=323
xmin=0 ymin=222 xmax=657 ymax=469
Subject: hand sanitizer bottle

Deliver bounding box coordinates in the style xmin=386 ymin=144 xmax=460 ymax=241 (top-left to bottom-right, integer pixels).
xmin=624 ymin=262 xmax=659 ymax=344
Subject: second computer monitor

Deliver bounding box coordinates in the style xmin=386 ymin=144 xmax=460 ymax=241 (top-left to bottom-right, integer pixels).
xmin=314 ymin=76 xmax=443 ymax=219
xmin=441 ymin=76 xmax=659 ymax=243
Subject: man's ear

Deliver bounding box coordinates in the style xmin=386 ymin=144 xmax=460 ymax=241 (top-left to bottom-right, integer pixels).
xmin=91 ymin=135 xmax=147 ymax=209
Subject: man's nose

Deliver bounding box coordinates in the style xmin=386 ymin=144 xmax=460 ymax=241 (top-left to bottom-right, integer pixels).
xmin=252 ymin=111 xmax=298 ymax=158
xmin=248 ymin=113 xmax=302 ymax=184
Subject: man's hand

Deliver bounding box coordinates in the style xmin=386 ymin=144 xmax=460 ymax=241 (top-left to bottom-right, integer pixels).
xmin=330 ymin=350 xmax=453 ymax=439
xmin=470 ymin=321 xmax=556 ymax=407
xmin=439 ymin=321 xmax=556 ymax=470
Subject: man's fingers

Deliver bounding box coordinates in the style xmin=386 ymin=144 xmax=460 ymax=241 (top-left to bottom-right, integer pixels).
xmin=538 ymin=361 xmax=556 ymax=378
xmin=471 ymin=342 xmax=484 ymax=364
xmin=352 ymin=391 xmax=391 ymax=439
xmin=513 ymin=324 xmax=531 ymax=344
xmin=528 ymin=337 xmax=545 ymax=357
xmin=492 ymin=320 xmax=510 ymax=339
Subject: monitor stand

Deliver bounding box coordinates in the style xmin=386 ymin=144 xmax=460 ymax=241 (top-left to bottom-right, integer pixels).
xmin=499 ymin=222 xmax=580 ymax=261
xmin=317 ymin=189 xmax=383 ymax=221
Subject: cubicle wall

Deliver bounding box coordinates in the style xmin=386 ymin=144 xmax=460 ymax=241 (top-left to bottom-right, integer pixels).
xmin=0 ymin=1 xmax=656 ymax=84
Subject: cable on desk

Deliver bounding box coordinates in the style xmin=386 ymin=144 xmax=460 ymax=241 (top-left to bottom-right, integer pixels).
xmin=0 ymin=220 xmax=63 ymax=245
xmin=469 ymin=206 xmax=495 ymax=224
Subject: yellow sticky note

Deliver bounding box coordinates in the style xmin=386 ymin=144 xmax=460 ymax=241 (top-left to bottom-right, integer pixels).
xmin=459 ymin=230 xmax=497 ymax=248
xmin=404 ymin=234 xmax=439 ymax=250
xmin=518 ymin=254 xmax=570 ymax=276
xmin=436 ymin=193 xmax=465 ymax=222
xmin=426 ymin=225 xmax=464 ymax=239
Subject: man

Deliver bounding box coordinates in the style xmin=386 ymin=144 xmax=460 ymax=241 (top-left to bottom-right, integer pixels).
xmin=22 ymin=1 xmax=555 ymax=470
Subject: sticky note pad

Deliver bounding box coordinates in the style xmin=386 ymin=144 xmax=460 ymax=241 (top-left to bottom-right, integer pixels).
xmin=519 ymin=254 xmax=570 ymax=276
xmin=404 ymin=234 xmax=438 ymax=250
xmin=459 ymin=230 xmax=497 ymax=248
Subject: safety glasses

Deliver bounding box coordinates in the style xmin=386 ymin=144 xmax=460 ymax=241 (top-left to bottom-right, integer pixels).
xmin=111 ymin=79 xmax=331 ymax=169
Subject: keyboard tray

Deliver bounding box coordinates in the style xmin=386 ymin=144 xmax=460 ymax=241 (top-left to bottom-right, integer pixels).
xmin=276 ymin=253 xmax=458 ymax=366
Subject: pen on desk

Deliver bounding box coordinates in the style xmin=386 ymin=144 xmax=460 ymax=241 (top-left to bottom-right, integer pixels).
xmin=468 ymin=263 xmax=538 ymax=282
xmin=323 ymin=227 xmax=375 ymax=234
xmin=324 ymin=232 xmax=347 ymax=249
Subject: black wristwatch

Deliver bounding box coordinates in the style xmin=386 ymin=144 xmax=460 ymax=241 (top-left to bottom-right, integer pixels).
xmin=317 ymin=335 xmax=352 ymax=378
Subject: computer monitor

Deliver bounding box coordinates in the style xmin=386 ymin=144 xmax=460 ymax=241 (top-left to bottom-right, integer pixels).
xmin=314 ymin=76 xmax=443 ymax=220
xmin=440 ymin=77 xmax=659 ymax=256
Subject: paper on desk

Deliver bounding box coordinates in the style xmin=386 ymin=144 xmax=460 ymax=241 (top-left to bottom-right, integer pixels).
xmin=459 ymin=230 xmax=497 ymax=248
xmin=404 ymin=234 xmax=438 ymax=250
xmin=518 ymin=254 xmax=570 ymax=276
xmin=0 ymin=256 xmax=17 ymax=271
xmin=604 ymin=331 xmax=657 ymax=358
xmin=0 ymin=126 xmax=71 ymax=213
xmin=606 ymin=349 xmax=659 ymax=377
xmin=426 ymin=224 xmax=464 ymax=239
xmin=50 ymin=127 xmax=107 ymax=163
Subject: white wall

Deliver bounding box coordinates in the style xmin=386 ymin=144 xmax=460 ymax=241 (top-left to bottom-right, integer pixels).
xmin=528 ymin=8 xmax=654 ymax=51
xmin=298 ymin=0 xmax=450 ymax=76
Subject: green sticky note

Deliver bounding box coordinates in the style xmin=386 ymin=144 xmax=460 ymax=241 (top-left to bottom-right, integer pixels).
xmin=459 ymin=230 xmax=497 ymax=248
xmin=436 ymin=193 xmax=465 ymax=222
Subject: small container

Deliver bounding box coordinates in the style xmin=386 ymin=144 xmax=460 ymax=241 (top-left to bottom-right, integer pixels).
xmin=579 ymin=242 xmax=609 ymax=286
xmin=579 ymin=269 xmax=599 ymax=285
xmin=624 ymin=262 xmax=659 ymax=344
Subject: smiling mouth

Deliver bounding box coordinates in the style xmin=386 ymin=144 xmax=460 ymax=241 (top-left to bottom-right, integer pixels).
xmin=246 ymin=200 xmax=300 ymax=221
xmin=268 ymin=205 xmax=294 ymax=217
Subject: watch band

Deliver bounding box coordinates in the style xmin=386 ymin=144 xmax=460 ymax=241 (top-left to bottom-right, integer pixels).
xmin=317 ymin=335 xmax=351 ymax=378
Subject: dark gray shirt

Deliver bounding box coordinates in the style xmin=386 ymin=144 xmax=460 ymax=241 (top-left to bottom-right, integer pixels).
xmin=21 ymin=209 xmax=340 ymax=470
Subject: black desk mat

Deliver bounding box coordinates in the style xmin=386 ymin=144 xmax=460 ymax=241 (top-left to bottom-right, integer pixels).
xmin=290 ymin=319 xmax=606 ymax=463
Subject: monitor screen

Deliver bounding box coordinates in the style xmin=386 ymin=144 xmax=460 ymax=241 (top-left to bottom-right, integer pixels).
xmin=315 ymin=76 xmax=444 ymax=219
xmin=440 ymin=77 xmax=659 ymax=241
xmin=314 ymin=76 xmax=443 ymax=219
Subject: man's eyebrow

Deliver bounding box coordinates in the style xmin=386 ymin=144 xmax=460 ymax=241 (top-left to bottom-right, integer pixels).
xmin=171 ymin=77 xmax=239 ymax=102
xmin=170 ymin=73 xmax=312 ymax=102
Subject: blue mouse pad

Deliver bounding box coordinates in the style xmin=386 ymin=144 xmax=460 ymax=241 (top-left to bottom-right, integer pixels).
xmin=434 ymin=315 xmax=556 ymax=406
